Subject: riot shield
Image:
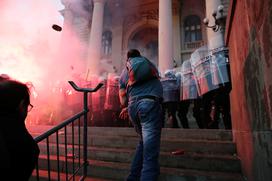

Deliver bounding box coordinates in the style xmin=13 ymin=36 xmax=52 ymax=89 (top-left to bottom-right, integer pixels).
xmin=191 ymin=46 xmax=218 ymax=96
xmin=174 ymin=67 xmax=182 ymax=100
xmin=175 ymin=72 xmax=183 ymax=101
xmin=210 ymin=47 xmax=230 ymax=86
xmin=161 ymin=71 xmax=180 ymax=103
xmin=172 ymin=66 xmax=182 ymax=86
xmin=104 ymin=73 xmax=121 ymax=111
xmin=88 ymin=75 xmax=106 ymax=112
xmin=181 ymin=59 xmax=199 ymax=100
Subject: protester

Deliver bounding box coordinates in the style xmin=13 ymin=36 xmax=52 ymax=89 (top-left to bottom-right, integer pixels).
xmin=0 ymin=76 xmax=40 ymax=180
xmin=119 ymin=49 xmax=163 ymax=181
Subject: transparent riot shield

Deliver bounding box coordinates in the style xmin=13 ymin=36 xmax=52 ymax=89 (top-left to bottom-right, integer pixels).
xmin=181 ymin=59 xmax=199 ymax=100
xmin=175 ymin=72 xmax=182 ymax=101
xmin=171 ymin=66 xmax=184 ymax=101
xmin=104 ymin=73 xmax=121 ymax=111
xmin=191 ymin=46 xmax=218 ymax=96
xmin=173 ymin=67 xmax=182 ymax=87
xmin=173 ymin=66 xmax=182 ymax=86
xmin=210 ymin=47 xmax=230 ymax=86
xmin=88 ymin=75 xmax=107 ymax=112
xmin=161 ymin=71 xmax=180 ymax=103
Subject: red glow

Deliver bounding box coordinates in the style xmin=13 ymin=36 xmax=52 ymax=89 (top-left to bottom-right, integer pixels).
xmin=0 ymin=0 xmax=88 ymax=126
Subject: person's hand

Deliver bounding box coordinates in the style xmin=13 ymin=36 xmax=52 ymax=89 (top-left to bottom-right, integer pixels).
xmin=119 ymin=107 xmax=128 ymax=120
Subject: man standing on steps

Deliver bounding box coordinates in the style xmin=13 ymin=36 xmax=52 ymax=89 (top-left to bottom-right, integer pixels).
xmin=119 ymin=49 xmax=164 ymax=181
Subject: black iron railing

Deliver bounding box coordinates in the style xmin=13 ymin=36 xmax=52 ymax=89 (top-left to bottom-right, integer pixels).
xmin=33 ymin=81 xmax=103 ymax=181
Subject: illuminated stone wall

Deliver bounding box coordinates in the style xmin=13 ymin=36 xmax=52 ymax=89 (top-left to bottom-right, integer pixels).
xmin=226 ymin=1 xmax=272 ymax=181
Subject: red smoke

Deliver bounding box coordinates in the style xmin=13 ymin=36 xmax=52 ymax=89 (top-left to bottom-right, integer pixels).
xmin=0 ymin=0 xmax=87 ymax=126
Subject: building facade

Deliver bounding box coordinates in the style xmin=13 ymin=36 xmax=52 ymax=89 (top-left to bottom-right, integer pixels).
xmin=58 ymin=0 xmax=272 ymax=181
xmin=60 ymin=0 xmax=229 ymax=76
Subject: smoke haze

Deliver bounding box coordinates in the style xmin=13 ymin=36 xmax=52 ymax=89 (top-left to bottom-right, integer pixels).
xmin=0 ymin=0 xmax=86 ymax=125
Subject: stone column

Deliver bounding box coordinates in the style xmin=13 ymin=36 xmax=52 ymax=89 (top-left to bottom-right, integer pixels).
xmin=172 ymin=3 xmax=181 ymax=67
xmin=159 ymin=0 xmax=173 ymax=76
xmin=61 ymin=2 xmax=73 ymax=38
xmin=205 ymin=0 xmax=225 ymax=50
xmin=59 ymin=1 xmax=74 ymax=65
xmin=111 ymin=4 xmax=123 ymax=74
xmin=88 ymin=0 xmax=106 ymax=76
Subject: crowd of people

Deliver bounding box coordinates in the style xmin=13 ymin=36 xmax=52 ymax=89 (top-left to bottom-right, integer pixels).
xmin=0 ymin=47 xmax=231 ymax=180
xmin=117 ymin=48 xmax=232 ymax=180
xmin=87 ymin=46 xmax=232 ymax=130
xmin=160 ymin=46 xmax=232 ymax=130
xmin=161 ymin=74 xmax=232 ymax=130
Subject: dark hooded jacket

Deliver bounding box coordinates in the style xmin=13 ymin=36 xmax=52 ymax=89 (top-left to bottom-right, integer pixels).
xmin=0 ymin=111 xmax=40 ymax=180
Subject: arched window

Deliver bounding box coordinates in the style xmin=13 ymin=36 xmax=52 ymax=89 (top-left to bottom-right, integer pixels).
xmin=184 ymin=15 xmax=202 ymax=42
xmin=102 ymin=31 xmax=112 ymax=56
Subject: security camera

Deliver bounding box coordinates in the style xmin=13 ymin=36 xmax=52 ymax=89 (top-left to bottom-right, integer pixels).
xmin=212 ymin=10 xmax=217 ymax=17
xmin=203 ymin=18 xmax=209 ymax=25
xmin=218 ymin=5 xmax=224 ymax=14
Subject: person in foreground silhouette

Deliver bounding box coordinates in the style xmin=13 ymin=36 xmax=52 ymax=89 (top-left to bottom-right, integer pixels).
xmin=119 ymin=49 xmax=163 ymax=181
xmin=0 ymin=76 xmax=40 ymax=180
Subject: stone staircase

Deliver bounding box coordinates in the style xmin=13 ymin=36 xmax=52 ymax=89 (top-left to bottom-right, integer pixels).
xmin=30 ymin=127 xmax=245 ymax=181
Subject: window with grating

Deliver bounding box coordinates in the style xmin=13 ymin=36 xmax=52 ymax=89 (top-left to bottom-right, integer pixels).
xmin=184 ymin=15 xmax=202 ymax=43
xmin=102 ymin=30 xmax=112 ymax=57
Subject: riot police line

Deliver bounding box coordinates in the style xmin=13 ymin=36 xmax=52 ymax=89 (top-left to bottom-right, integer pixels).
xmin=161 ymin=46 xmax=232 ymax=129
xmin=27 ymin=45 xmax=231 ymax=128
xmin=26 ymin=73 xmax=127 ymax=127
xmin=84 ymin=73 xmax=127 ymax=127
xmin=86 ymin=45 xmax=232 ymax=128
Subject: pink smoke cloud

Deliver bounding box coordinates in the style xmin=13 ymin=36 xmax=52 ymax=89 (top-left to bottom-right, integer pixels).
xmin=0 ymin=0 xmax=87 ymax=125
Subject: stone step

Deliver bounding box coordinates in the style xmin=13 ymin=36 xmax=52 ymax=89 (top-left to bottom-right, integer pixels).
xmin=30 ymin=169 xmax=112 ymax=181
xmin=31 ymin=126 xmax=242 ymax=180
xmin=88 ymin=127 xmax=233 ymax=141
xmin=38 ymin=135 xmax=236 ymax=155
xmin=88 ymin=136 xmax=236 ymax=155
xmin=37 ymin=145 xmax=241 ymax=173
xmin=29 ymin=126 xmax=233 ymax=141
xmin=36 ymin=156 xmax=244 ymax=181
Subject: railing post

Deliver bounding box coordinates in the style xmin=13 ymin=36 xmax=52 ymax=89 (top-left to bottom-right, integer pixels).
xmin=67 ymin=81 xmax=103 ymax=180
xmin=83 ymin=91 xmax=88 ymax=177
xmin=34 ymin=81 xmax=103 ymax=181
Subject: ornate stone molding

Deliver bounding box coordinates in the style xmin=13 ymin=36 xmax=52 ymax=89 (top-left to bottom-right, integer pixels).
xmin=123 ymin=9 xmax=158 ymax=34
xmin=142 ymin=9 xmax=159 ymax=21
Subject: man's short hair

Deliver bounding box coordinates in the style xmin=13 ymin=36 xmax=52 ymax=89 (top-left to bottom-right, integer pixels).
xmin=127 ymin=49 xmax=141 ymax=59
xmin=0 ymin=79 xmax=30 ymax=112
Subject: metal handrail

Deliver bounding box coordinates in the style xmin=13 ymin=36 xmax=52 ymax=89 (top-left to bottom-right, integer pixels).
xmin=68 ymin=81 xmax=103 ymax=92
xmin=33 ymin=81 xmax=103 ymax=181
xmin=34 ymin=111 xmax=85 ymax=143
